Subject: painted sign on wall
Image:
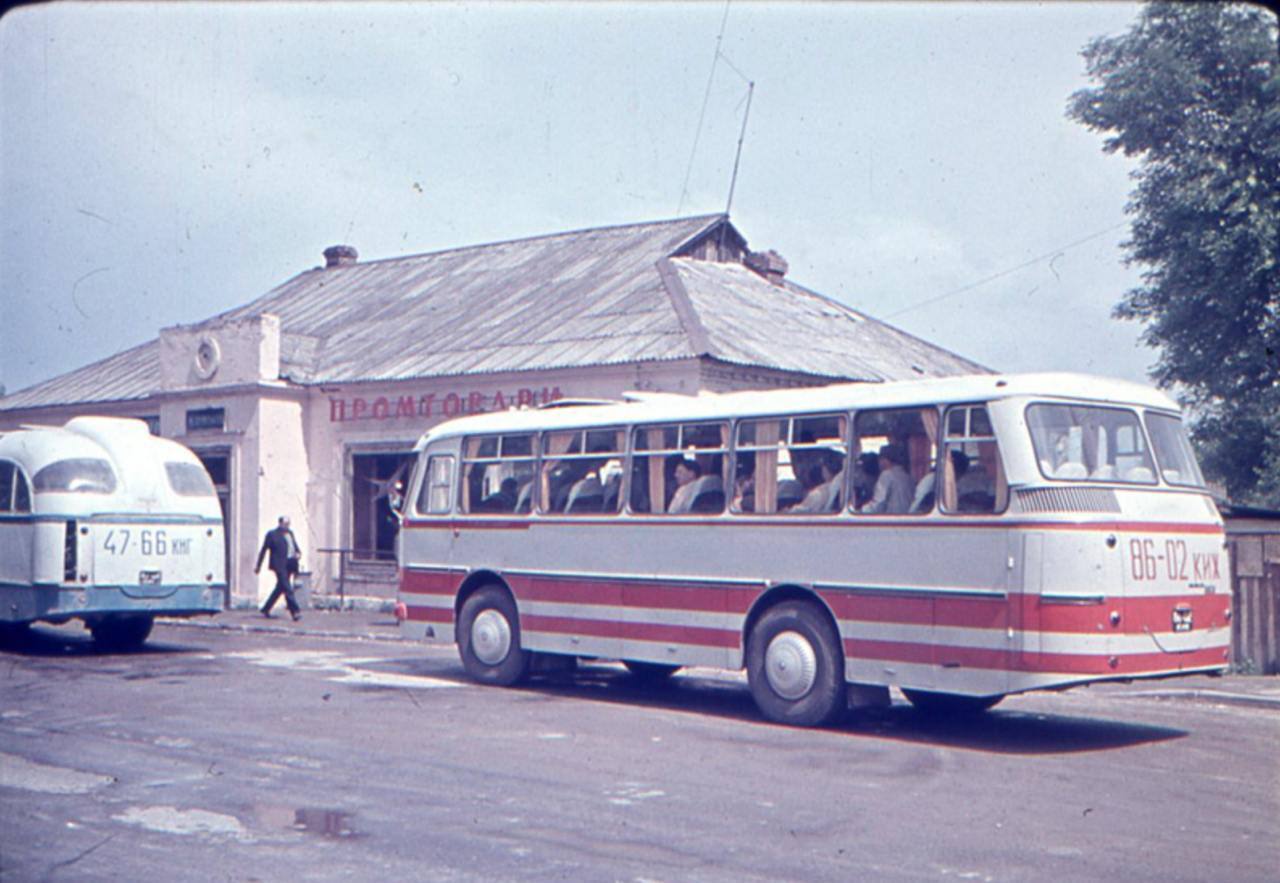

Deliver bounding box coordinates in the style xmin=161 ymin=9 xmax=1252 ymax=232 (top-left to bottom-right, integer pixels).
xmin=329 ymin=386 xmax=564 ymax=423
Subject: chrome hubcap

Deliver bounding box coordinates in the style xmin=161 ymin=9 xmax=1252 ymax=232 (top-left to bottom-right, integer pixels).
xmin=764 ymin=630 xmax=817 ymax=699
xmin=471 ymin=609 xmax=512 ymax=665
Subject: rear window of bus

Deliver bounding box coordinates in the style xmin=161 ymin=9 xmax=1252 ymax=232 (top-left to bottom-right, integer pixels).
xmin=1027 ymin=403 xmax=1157 ymax=483
xmin=165 ymin=462 xmax=216 ymax=496
xmin=1144 ymin=412 xmax=1206 ymax=488
xmin=32 ymin=458 xmax=117 ymax=494
xmin=0 ymin=460 xmax=32 ymax=512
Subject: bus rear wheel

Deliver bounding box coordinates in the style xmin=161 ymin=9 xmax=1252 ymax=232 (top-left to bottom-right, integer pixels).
xmin=90 ymin=614 xmax=154 ymax=650
xmin=901 ymin=689 xmax=1003 ymax=715
xmin=458 ymin=586 xmax=529 ymax=686
xmin=747 ymin=601 xmax=845 ymax=727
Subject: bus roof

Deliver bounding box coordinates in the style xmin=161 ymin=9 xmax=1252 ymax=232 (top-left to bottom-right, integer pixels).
xmin=414 ymin=372 xmax=1180 ymax=446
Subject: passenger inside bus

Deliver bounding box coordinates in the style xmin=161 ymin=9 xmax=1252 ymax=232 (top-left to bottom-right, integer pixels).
xmin=790 ymin=449 xmax=844 ymax=512
xmin=477 ymin=477 xmax=519 ymax=512
xmin=666 ymin=456 xmax=701 ymax=513
xmin=852 ymin=451 xmax=879 ymax=508
xmin=732 ymin=453 xmax=756 ymax=512
xmin=564 ymin=464 xmax=604 ymax=512
xmin=860 ymin=443 xmax=913 ymax=514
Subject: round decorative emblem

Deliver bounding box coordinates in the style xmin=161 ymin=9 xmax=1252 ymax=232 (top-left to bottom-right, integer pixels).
xmin=193 ymin=335 xmax=221 ymax=380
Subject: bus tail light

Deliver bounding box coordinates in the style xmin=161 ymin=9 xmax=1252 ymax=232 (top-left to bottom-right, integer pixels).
xmin=64 ymin=520 xmax=77 ymax=582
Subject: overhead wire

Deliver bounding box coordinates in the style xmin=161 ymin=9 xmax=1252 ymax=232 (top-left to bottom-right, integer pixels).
xmin=882 ymin=221 xmax=1129 ymax=319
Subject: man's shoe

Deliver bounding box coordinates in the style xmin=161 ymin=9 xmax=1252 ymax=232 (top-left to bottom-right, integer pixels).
xmin=261 ymin=610 xmax=272 ymax=618
xmin=292 ymin=613 xmax=302 ymax=622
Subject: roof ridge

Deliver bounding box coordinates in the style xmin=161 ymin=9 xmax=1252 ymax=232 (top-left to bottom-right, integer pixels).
xmin=656 ymin=257 xmax=715 ymax=358
xmin=297 ymin=213 xmax=729 ymax=274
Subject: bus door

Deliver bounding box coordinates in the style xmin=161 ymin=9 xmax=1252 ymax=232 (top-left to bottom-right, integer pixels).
xmin=398 ymin=448 xmax=461 ymax=637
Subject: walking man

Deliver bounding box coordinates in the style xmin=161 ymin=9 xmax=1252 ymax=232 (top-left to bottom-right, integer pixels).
xmin=255 ymin=516 xmax=303 ymax=621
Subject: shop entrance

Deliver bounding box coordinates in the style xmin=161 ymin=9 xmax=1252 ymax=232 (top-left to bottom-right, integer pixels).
xmin=194 ymin=449 xmax=232 ymax=586
xmin=351 ymin=451 xmax=414 ymax=561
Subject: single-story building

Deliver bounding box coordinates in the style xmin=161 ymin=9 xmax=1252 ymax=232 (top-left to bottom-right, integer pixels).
xmin=0 ymin=214 xmax=987 ymax=606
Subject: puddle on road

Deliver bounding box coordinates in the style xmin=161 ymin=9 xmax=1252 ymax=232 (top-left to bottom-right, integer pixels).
xmin=253 ymin=804 xmax=361 ymax=839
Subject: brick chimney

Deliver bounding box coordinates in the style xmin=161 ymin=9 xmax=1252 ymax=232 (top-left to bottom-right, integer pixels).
xmin=745 ymin=249 xmax=788 ymax=285
xmin=323 ymin=245 xmax=359 ymax=268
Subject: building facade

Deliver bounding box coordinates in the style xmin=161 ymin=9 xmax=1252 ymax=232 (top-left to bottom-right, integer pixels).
xmin=0 ymin=215 xmax=988 ymax=606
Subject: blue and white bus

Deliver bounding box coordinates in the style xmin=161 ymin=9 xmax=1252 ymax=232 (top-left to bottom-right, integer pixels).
xmin=0 ymin=417 xmax=226 ymax=648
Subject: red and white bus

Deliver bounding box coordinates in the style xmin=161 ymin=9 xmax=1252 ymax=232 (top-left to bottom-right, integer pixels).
xmin=397 ymin=373 xmax=1230 ymax=725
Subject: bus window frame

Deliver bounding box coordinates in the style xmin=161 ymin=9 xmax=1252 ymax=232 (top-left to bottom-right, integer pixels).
xmin=731 ymin=412 xmax=849 ymax=515
xmin=1026 ymin=402 xmax=1158 ymax=485
xmin=459 ymin=434 xmax=537 ymax=515
xmin=628 ymin=421 xmax=730 ymax=516
xmin=939 ymin=403 xmax=1008 ymax=515
xmin=539 ymin=426 xmax=626 ymax=516
xmin=415 ymin=453 xmax=456 ymax=516
xmin=850 ymin=405 xmax=938 ymax=516
xmin=1143 ymin=410 xmax=1207 ymax=489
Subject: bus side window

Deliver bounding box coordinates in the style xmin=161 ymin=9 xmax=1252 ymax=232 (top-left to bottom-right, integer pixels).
xmin=461 ymin=435 xmax=535 ymax=514
xmin=415 ymin=455 xmax=455 ymax=515
xmin=853 ymin=408 xmax=938 ymax=516
xmin=940 ymin=405 xmax=1007 ymax=514
xmin=541 ymin=428 xmax=623 ymax=515
xmin=0 ymin=461 xmax=13 ymax=512
xmin=734 ymin=415 xmax=846 ymax=515
xmin=630 ymin=422 xmax=728 ymax=515
xmin=14 ymin=469 xmax=30 ymax=512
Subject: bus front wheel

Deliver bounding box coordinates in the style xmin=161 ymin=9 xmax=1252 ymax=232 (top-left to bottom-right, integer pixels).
xmin=747 ymin=601 xmax=845 ymax=727
xmin=90 ymin=615 xmax=154 ymax=650
xmin=458 ymin=586 xmax=529 ymax=686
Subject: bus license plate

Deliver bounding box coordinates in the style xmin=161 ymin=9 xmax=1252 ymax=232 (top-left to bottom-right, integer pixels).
xmin=1172 ymin=605 xmax=1193 ymax=632
xmin=139 ymin=570 xmax=162 ymax=585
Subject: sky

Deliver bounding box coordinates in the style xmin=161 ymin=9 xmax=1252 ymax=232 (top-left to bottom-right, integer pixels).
xmin=1 ymin=0 xmax=1152 ymax=397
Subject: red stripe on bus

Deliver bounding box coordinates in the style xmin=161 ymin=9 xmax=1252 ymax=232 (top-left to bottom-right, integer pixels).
xmin=847 ymin=638 xmax=1228 ymax=675
xmin=1028 ymin=594 xmax=1230 ymax=634
xmin=404 ymin=569 xmax=1229 ymax=637
xmin=405 ymin=605 xmax=452 ymax=624
xmin=522 ymin=615 xmax=739 ymax=648
xmin=511 ymin=575 xmax=756 ymax=614
xmin=400 ymin=568 xmax=458 ymax=595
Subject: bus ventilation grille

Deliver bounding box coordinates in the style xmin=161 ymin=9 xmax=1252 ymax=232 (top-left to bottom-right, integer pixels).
xmin=1015 ymin=487 xmax=1121 ymax=514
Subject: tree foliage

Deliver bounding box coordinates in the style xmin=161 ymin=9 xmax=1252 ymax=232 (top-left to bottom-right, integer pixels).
xmin=1068 ymin=2 xmax=1280 ymax=504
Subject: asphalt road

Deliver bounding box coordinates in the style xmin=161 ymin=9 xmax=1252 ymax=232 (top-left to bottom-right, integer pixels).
xmin=1 ymin=620 xmax=1276 ymax=882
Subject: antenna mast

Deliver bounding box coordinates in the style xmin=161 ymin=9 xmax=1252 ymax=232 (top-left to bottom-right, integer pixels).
xmin=724 ymin=81 xmax=754 ymax=216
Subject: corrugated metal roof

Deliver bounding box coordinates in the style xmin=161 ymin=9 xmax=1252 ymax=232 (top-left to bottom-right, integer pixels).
xmin=0 ymin=340 xmax=160 ymax=410
xmin=1 ymin=214 xmax=988 ymax=412
xmin=217 ymin=214 xmax=724 ymax=384
xmin=671 ymin=258 xmax=988 ymax=381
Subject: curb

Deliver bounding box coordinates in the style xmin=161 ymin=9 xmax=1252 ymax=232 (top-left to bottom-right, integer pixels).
xmin=1109 ymin=688 xmax=1280 ymax=711
xmin=159 ymin=615 xmax=406 ymax=644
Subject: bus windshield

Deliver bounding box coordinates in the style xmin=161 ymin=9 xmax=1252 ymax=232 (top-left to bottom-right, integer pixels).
xmin=1144 ymin=412 xmax=1206 ymax=488
xmin=32 ymin=458 xmax=118 ymax=494
xmin=1027 ymin=403 xmax=1157 ymax=484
